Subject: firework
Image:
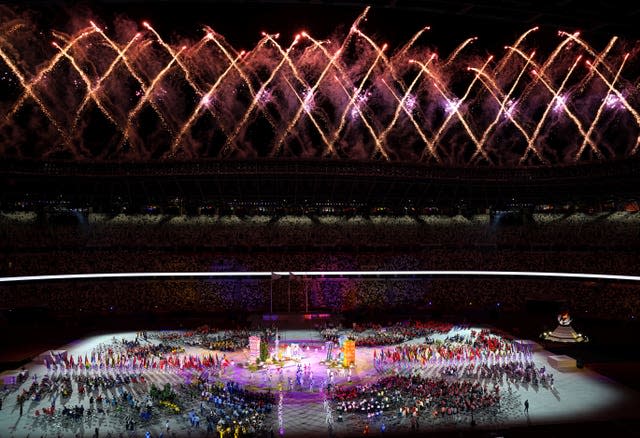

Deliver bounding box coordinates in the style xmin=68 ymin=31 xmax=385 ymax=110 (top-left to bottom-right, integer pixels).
xmin=0 ymin=7 xmax=638 ymax=165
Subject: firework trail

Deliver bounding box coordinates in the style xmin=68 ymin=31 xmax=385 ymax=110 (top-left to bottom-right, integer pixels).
xmin=52 ymin=41 xmax=120 ymax=130
xmin=576 ymin=54 xmax=629 ymax=159
xmin=222 ymin=33 xmax=299 ymax=157
xmin=201 ymin=29 xmax=280 ymax=135
xmin=0 ymin=36 xmax=75 ymax=153
xmin=73 ymin=30 xmax=140 ymax=129
xmin=587 ymin=62 xmax=640 ymax=154
xmin=493 ymin=27 xmax=537 ymax=73
xmin=120 ymin=45 xmax=186 ymax=152
xmin=523 ymin=56 xmax=582 ymax=163
xmin=506 ymin=46 xmax=599 ymax=158
xmin=90 ymin=23 xmax=171 ymax=132
xmin=381 ymin=77 xmax=439 ymax=161
xmin=335 ymin=78 xmax=384 ymax=157
xmin=270 ymin=11 xmax=368 ymax=158
xmin=471 ymin=50 xmax=536 ymax=160
xmin=0 ymin=6 xmax=638 ymax=165
xmin=379 ymin=54 xmax=435 ymax=154
xmin=170 ymin=50 xmax=245 ymax=156
xmin=431 ymin=56 xmax=494 ymax=159
xmin=329 ymin=43 xmax=385 ymax=155
xmin=4 ymin=28 xmax=95 ymax=122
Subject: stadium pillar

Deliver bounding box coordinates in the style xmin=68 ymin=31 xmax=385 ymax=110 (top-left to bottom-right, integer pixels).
xmin=288 ymin=274 xmax=291 ymax=313
xmin=305 ymin=278 xmax=309 ymax=313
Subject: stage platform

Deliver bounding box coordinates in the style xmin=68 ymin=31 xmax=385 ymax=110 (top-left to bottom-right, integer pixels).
xmin=548 ymin=354 xmax=577 ymax=371
xmin=0 ymin=368 xmax=27 ymax=385
xmin=250 ymin=312 xmax=341 ymax=329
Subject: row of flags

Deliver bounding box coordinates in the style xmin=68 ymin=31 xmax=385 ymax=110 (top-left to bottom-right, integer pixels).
xmin=373 ymin=344 xmax=508 ymax=363
xmin=45 ymin=351 xmax=230 ymax=370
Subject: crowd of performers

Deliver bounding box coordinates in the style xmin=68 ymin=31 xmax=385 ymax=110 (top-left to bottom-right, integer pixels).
xmin=44 ymin=338 xmax=233 ymax=375
xmin=325 ymin=327 xmax=551 ymax=430
xmin=23 ymin=370 xmax=274 ymax=436
xmin=371 ymin=330 xmax=553 ymax=388
xmin=14 ymin=325 xmax=551 ymax=436
xmin=157 ymin=326 xmax=251 ymax=352
xmin=372 ymin=329 xmax=532 ymax=369
xmin=332 ymin=375 xmax=501 ymax=421
xmin=320 ymin=321 xmax=457 ymax=347
xmin=22 ymin=333 xmax=277 ymax=436
xmin=200 ymin=380 xmax=275 ymax=436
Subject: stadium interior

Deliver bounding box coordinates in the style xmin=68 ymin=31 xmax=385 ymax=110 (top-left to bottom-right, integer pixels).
xmin=1 ymin=1 xmax=640 ymax=437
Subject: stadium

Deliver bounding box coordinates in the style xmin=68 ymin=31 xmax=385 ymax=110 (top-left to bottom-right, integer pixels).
xmin=1 ymin=1 xmax=640 ymax=437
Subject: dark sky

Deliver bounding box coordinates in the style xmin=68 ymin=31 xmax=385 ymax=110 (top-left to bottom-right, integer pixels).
xmin=5 ymin=0 xmax=636 ymax=56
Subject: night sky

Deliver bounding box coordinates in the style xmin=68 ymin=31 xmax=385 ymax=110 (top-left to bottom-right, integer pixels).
xmin=2 ymin=0 xmax=611 ymax=55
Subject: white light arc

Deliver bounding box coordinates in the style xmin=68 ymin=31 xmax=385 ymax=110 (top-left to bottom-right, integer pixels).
xmin=1 ymin=270 xmax=639 ymax=283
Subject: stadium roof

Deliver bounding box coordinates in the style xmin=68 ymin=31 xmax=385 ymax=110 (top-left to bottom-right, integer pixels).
xmin=2 ymin=158 xmax=640 ymax=210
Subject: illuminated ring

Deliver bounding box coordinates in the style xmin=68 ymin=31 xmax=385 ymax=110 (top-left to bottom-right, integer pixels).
xmin=2 ymin=270 xmax=640 ymax=283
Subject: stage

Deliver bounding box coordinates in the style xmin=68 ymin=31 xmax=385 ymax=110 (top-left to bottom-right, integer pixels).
xmin=0 ymin=325 xmax=638 ymax=437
